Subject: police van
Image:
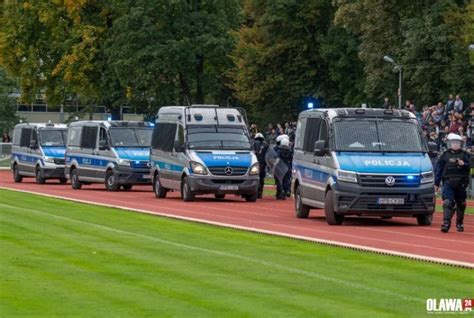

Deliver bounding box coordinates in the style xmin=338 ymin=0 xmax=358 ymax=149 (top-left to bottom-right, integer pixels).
xmin=292 ymin=108 xmax=437 ymax=225
xmin=11 ymin=123 xmax=68 ymax=184
xmin=150 ymin=105 xmax=260 ymax=202
xmin=65 ymin=121 xmax=153 ymax=191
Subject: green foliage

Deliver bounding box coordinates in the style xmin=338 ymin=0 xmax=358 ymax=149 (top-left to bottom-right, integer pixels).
xmin=0 ymin=67 xmax=19 ymax=134
xmin=335 ymin=0 xmax=473 ymax=107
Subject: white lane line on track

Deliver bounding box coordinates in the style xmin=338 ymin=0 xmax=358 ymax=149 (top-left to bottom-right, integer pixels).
xmin=0 ymin=202 xmax=425 ymax=303
xmin=1 ymin=186 xmax=473 ymax=269
xmin=59 ymin=190 xmax=474 ymax=254
xmin=74 ymin=189 xmax=474 ymax=244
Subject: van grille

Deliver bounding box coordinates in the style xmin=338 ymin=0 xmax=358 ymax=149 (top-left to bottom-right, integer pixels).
xmin=53 ymin=158 xmax=65 ymax=165
xmin=358 ymin=174 xmax=420 ymax=187
xmin=208 ymin=166 xmax=248 ymax=176
xmin=131 ymin=161 xmax=149 ymax=169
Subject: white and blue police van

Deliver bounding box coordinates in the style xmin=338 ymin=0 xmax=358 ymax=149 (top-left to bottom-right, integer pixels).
xmin=11 ymin=123 xmax=68 ymax=184
xmin=292 ymin=108 xmax=438 ymax=225
xmin=65 ymin=121 xmax=153 ymax=191
xmin=150 ymin=105 xmax=260 ymax=202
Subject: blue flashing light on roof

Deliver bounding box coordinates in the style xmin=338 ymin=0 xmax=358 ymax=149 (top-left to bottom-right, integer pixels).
xmin=307 ymin=102 xmax=314 ymax=109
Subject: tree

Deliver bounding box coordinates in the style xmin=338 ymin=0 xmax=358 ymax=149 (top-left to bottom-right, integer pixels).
xmin=104 ymin=0 xmax=241 ymax=113
xmin=0 ymin=67 xmax=19 ymax=134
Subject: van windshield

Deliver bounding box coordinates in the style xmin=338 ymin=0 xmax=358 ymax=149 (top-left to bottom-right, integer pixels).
xmin=187 ymin=125 xmax=251 ymax=150
xmin=39 ymin=129 xmax=67 ymax=147
xmin=333 ymin=119 xmax=424 ymax=152
xmin=109 ymin=128 xmax=152 ymax=147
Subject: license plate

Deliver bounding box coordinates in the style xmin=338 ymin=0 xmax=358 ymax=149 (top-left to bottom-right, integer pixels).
xmin=219 ymin=185 xmax=238 ymax=191
xmin=378 ymin=198 xmax=405 ymax=205
xmin=142 ymin=175 xmax=151 ymax=179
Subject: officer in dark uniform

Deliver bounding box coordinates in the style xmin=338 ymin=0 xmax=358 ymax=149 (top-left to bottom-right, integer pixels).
xmin=276 ymin=138 xmax=293 ymax=200
xmin=434 ymin=133 xmax=470 ymax=233
xmin=253 ymin=133 xmax=268 ymax=199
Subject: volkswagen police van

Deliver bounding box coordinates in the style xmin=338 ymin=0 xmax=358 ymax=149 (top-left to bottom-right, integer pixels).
xmin=65 ymin=121 xmax=153 ymax=191
xmin=150 ymin=105 xmax=260 ymax=202
xmin=292 ymin=108 xmax=437 ymax=225
xmin=11 ymin=123 xmax=68 ymax=184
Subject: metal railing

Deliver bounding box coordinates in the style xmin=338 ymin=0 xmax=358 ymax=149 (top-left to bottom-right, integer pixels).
xmin=0 ymin=142 xmax=12 ymax=157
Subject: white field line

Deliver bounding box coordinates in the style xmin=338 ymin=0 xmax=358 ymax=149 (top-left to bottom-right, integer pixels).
xmin=1 ymin=202 xmax=425 ymax=303
xmin=1 ymin=186 xmax=473 ymax=270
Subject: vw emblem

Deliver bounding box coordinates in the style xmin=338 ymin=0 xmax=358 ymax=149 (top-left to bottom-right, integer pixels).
xmin=224 ymin=167 xmax=233 ymax=175
xmin=385 ymin=176 xmax=396 ymax=187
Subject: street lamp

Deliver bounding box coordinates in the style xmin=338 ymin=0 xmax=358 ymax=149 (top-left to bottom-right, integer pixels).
xmin=383 ymin=55 xmax=402 ymax=109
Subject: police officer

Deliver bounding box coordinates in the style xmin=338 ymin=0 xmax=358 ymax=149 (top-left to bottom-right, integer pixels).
xmin=434 ymin=133 xmax=470 ymax=233
xmin=276 ymin=138 xmax=293 ymax=200
xmin=253 ymin=133 xmax=268 ymax=199
xmin=273 ymin=134 xmax=289 ymax=195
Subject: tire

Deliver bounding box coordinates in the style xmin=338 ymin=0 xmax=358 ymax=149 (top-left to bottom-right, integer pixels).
xmin=122 ymin=184 xmax=133 ymax=191
xmin=35 ymin=166 xmax=46 ymax=184
xmin=105 ymin=170 xmax=120 ymax=191
xmin=181 ymin=176 xmax=194 ymax=202
xmin=59 ymin=178 xmax=67 ymax=184
xmin=214 ymin=194 xmax=226 ymax=199
xmin=12 ymin=164 xmax=23 ymax=183
xmin=153 ymin=174 xmax=168 ymax=198
xmin=295 ymin=185 xmax=310 ymax=219
xmin=416 ymin=214 xmax=433 ymax=226
xmin=324 ymin=189 xmax=344 ymax=225
xmin=244 ymin=192 xmax=258 ymax=202
xmin=70 ymin=169 xmax=82 ymax=189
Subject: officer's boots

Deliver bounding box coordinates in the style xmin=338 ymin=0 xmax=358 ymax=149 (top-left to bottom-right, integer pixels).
xmin=456 ymin=202 xmax=466 ymax=232
xmin=441 ymin=199 xmax=455 ymax=233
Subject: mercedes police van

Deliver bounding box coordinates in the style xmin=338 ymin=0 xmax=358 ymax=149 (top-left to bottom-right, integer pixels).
xmin=11 ymin=123 xmax=68 ymax=184
xmin=292 ymin=108 xmax=438 ymax=225
xmin=150 ymin=105 xmax=260 ymax=202
xmin=65 ymin=121 xmax=153 ymax=191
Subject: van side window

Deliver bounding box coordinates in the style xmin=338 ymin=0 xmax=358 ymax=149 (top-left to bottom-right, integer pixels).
xmin=30 ymin=129 xmax=38 ymax=146
xmin=13 ymin=127 xmax=21 ymax=146
xmin=177 ymin=125 xmax=185 ymax=148
xmin=303 ymin=118 xmax=321 ymax=152
xmin=294 ymin=118 xmax=306 ymax=150
xmin=151 ymin=123 xmax=177 ymax=152
xmin=319 ymin=120 xmax=328 ymax=143
xmin=20 ymin=128 xmax=32 ymax=147
xmin=81 ymin=126 xmax=98 ymax=149
xmin=99 ymin=127 xmax=108 ymax=147
xmin=68 ymin=127 xmax=81 ymax=147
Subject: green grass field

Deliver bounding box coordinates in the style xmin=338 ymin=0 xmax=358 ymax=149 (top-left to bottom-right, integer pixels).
xmin=0 ymin=156 xmax=10 ymax=168
xmin=0 ymin=189 xmax=472 ymax=317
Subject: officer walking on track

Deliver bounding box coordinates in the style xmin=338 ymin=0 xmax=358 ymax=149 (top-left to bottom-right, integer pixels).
xmin=253 ymin=133 xmax=268 ymax=199
xmin=275 ymin=138 xmax=293 ymax=200
xmin=434 ymin=133 xmax=471 ymax=233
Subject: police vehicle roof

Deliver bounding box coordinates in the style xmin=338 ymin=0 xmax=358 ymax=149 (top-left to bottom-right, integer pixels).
xmin=15 ymin=123 xmax=68 ymax=129
xmin=157 ymin=105 xmax=246 ymax=126
xmin=68 ymin=120 xmax=151 ymax=128
xmin=300 ymin=108 xmax=415 ymax=120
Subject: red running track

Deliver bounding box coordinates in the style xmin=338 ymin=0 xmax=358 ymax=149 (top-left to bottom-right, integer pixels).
xmin=1 ymin=170 xmax=473 ymax=268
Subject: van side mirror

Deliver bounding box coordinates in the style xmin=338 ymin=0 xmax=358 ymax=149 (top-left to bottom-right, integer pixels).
xmin=98 ymin=139 xmax=109 ymax=151
xmin=314 ymin=140 xmax=328 ymax=156
xmin=427 ymin=142 xmax=438 ymax=159
xmin=29 ymin=140 xmax=38 ymax=149
xmin=174 ymin=140 xmax=184 ymax=153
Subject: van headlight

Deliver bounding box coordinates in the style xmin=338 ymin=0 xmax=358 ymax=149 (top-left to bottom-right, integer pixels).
xmin=249 ymin=163 xmax=260 ymax=175
xmin=44 ymin=156 xmax=55 ymax=163
xmin=190 ymin=161 xmax=208 ymax=175
xmin=337 ymin=170 xmax=358 ymax=183
xmin=117 ymin=158 xmax=131 ymax=166
xmin=421 ymin=171 xmax=434 ymax=184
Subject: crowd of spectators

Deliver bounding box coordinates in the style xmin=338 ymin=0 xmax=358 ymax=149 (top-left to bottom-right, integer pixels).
xmin=251 ymin=94 xmax=473 ymax=153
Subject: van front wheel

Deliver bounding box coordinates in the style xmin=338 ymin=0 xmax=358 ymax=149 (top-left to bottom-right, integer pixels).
xmin=35 ymin=166 xmax=46 ymax=184
xmin=70 ymin=169 xmax=82 ymax=189
xmin=181 ymin=177 xmax=194 ymax=202
xmin=12 ymin=164 xmax=23 ymax=183
xmin=325 ymin=189 xmax=344 ymax=225
xmin=153 ymin=175 xmax=167 ymax=198
xmin=416 ymin=214 xmax=433 ymax=226
xmin=105 ymin=170 xmax=120 ymax=191
xmin=295 ymin=186 xmax=310 ymax=218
